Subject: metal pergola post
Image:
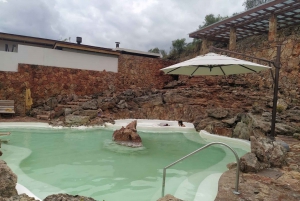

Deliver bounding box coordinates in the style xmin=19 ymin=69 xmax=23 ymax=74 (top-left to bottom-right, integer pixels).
xmin=270 ymin=45 xmax=281 ymax=140
xmin=209 ymin=46 xmax=281 ymax=140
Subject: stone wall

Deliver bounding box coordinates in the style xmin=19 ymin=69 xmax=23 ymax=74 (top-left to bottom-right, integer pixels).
xmin=181 ymin=25 xmax=300 ymax=107
xmin=117 ymin=54 xmax=174 ymax=90
xmin=0 ymin=54 xmax=174 ymax=115
xmin=234 ymin=25 xmax=300 ymax=93
xmin=233 ymin=26 xmax=300 ymax=104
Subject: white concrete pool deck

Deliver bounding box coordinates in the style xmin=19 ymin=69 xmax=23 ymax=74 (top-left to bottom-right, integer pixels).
xmin=0 ymin=120 xmax=250 ymax=201
xmin=16 ymin=183 xmax=41 ymax=200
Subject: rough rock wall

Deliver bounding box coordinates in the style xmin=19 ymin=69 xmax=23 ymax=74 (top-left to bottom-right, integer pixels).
xmin=0 ymin=54 xmax=174 ymax=116
xmin=0 ymin=70 xmax=28 ymax=115
xmin=21 ymin=64 xmax=117 ymax=98
xmin=0 ymin=65 xmax=117 ymax=116
xmin=233 ymin=25 xmax=300 ymax=104
xmin=181 ymin=25 xmax=300 ymax=108
xmin=117 ymin=54 xmax=174 ymax=90
xmin=105 ymin=87 xmax=270 ymax=135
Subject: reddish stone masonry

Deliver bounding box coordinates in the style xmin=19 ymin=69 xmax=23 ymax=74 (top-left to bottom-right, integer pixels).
xmin=0 ymin=54 xmax=175 ymax=116
xmin=117 ymin=54 xmax=175 ymax=90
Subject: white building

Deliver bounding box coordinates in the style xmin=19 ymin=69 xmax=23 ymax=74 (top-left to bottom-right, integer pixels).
xmin=0 ymin=32 xmax=160 ymax=73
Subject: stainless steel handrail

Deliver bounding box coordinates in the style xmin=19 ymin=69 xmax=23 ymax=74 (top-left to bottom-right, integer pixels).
xmin=161 ymin=142 xmax=240 ymax=197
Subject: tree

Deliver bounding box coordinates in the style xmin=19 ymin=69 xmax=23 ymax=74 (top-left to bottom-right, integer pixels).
xmin=199 ymin=14 xmax=228 ymax=29
xmin=148 ymin=47 xmax=160 ymax=54
xmin=243 ymin=0 xmax=273 ymax=10
xmin=232 ymin=12 xmax=240 ymax=16
xmin=166 ymin=38 xmax=187 ymax=59
xmin=160 ymin=50 xmax=167 ymax=58
xmin=171 ymin=38 xmax=186 ymax=55
xmin=61 ymin=37 xmax=71 ymax=42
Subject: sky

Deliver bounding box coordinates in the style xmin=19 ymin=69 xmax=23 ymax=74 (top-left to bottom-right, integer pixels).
xmin=0 ymin=0 xmax=245 ymax=52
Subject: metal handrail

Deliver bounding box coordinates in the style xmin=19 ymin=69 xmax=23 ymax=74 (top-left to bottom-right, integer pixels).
xmin=161 ymin=142 xmax=240 ymax=197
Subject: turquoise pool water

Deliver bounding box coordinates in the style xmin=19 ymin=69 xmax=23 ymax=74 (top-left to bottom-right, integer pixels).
xmin=0 ymin=126 xmax=247 ymax=201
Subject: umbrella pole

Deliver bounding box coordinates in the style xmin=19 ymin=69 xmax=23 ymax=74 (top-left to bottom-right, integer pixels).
xmin=270 ymin=45 xmax=281 ymax=140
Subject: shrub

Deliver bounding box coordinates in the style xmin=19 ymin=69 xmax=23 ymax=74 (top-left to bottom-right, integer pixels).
xmin=277 ymin=104 xmax=285 ymax=113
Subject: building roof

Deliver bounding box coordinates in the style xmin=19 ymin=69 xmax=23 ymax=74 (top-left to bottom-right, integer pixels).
xmin=0 ymin=32 xmax=161 ymax=58
xmin=54 ymin=42 xmax=120 ymax=56
xmin=0 ymin=32 xmax=118 ymax=56
xmin=0 ymin=32 xmax=56 ymax=47
xmin=189 ymin=0 xmax=300 ymax=42
xmin=113 ymin=48 xmax=161 ymax=58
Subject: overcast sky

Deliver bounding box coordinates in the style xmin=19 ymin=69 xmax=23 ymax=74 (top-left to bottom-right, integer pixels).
xmin=0 ymin=0 xmax=245 ymax=52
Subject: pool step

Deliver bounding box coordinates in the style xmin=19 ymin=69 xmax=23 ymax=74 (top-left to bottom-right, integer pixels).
xmin=57 ymin=104 xmax=80 ymax=108
xmin=66 ymin=102 xmax=83 ymax=106
xmin=36 ymin=114 xmax=50 ymax=120
xmin=173 ymin=171 xmax=204 ymax=200
xmin=0 ymin=139 xmax=9 ymax=148
xmin=0 ymin=132 xmax=10 ymax=136
xmin=78 ymin=98 xmax=91 ymax=102
xmin=193 ymin=173 xmax=222 ymax=201
xmin=172 ymin=170 xmax=220 ymax=201
xmin=40 ymin=111 xmax=51 ymax=115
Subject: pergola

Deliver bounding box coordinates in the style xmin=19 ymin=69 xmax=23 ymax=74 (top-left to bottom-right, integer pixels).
xmin=189 ymin=0 xmax=300 ymax=51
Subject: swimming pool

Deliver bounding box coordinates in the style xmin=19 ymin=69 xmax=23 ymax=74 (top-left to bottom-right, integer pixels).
xmin=0 ymin=121 xmax=249 ymax=201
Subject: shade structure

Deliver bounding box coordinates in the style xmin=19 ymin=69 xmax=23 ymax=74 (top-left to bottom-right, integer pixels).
xmin=161 ymin=53 xmax=271 ymax=76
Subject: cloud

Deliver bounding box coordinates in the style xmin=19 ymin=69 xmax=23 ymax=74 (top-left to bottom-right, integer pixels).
xmin=0 ymin=0 xmax=245 ymax=52
xmin=0 ymin=0 xmax=66 ymax=39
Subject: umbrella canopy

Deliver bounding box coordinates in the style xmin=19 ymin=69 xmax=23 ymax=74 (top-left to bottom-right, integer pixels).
xmin=161 ymin=53 xmax=271 ymax=76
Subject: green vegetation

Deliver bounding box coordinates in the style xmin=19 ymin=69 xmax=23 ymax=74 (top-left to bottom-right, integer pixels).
xmin=277 ymin=105 xmax=285 ymax=113
xmin=149 ymin=1 xmax=271 ymax=60
xmin=148 ymin=47 xmax=160 ymax=54
xmin=149 ymin=13 xmax=226 ymax=60
xmin=148 ymin=47 xmax=169 ymax=59
xmin=243 ymin=0 xmax=273 ymax=10
xmin=60 ymin=37 xmax=71 ymax=42
xmin=199 ymin=14 xmax=228 ymax=29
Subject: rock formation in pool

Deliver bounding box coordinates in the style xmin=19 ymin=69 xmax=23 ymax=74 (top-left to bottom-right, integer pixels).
xmin=112 ymin=120 xmax=143 ymax=147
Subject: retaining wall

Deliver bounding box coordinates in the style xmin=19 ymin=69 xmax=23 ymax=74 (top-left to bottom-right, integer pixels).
xmin=0 ymin=54 xmax=174 ymax=115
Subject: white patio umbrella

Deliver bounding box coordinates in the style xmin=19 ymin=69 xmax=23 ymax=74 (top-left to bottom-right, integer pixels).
xmin=161 ymin=52 xmax=271 ymax=76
